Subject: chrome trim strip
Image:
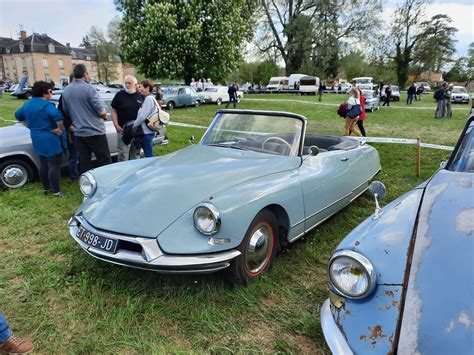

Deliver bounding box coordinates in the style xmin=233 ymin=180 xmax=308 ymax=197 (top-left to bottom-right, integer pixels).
xmin=69 ymin=215 xmax=241 ymax=272
xmin=321 ymin=299 xmax=354 ymax=355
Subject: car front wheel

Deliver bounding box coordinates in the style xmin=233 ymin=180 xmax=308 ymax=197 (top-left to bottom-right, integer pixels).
xmin=225 ymin=209 xmax=279 ymax=285
xmin=0 ymin=159 xmax=34 ymax=189
xmin=167 ymin=101 xmax=175 ymax=110
xmin=216 ymin=98 xmax=222 ymax=105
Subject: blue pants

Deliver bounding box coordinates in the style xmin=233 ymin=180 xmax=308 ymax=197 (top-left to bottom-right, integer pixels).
xmin=141 ymin=134 xmax=154 ymax=158
xmin=0 ymin=314 xmax=12 ymax=343
xmin=68 ymin=134 xmax=79 ymax=180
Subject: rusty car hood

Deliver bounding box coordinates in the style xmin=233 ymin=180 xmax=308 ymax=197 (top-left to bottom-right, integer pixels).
xmin=398 ymin=170 xmax=474 ymax=354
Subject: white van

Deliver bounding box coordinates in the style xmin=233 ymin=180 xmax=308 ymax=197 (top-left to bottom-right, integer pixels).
xmin=266 ymin=76 xmax=289 ymax=91
xmin=353 ymin=77 xmax=374 ymax=88
xmin=299 ymin=76 xmax=320 ymax=95
xmin=288 ymin=74 xmax=308 ymax=90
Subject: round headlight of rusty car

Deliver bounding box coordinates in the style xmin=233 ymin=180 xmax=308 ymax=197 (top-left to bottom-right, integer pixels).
xmin=329 ymin=250 xmax=376 ymax=299
xmin=79 ymin=172 xmax=97 ymax=197
xmin=193 ymin=203 xmax=221 ymax=235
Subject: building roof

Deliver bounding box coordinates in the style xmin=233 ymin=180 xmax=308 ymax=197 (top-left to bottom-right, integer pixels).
xmin=0 ymin=33 xmax=70 ymax=55
xmin=70 ymin=47 xmax=97 ymax=61
xmin=0 ymin=37 xmax=18 ymax=54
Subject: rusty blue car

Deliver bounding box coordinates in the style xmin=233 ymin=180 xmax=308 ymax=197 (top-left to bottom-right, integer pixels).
xmin=321 ymin=115 xmax=474 ymax=353
xmin=67 ymin=110 xmax=381 ymax=285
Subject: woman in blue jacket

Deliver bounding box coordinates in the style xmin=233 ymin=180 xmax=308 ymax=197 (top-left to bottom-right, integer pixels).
xmin=15 ymin=81 xmax=66 ymax=196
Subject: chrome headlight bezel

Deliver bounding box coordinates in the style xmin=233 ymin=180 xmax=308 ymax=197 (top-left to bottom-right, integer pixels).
xmin=328 ymin=250 xmax=377 ymax=299
xmin=79 ymin=172 xmax=97 ymax=197
xmin=193 ymin=203 xmax=221 ymax=235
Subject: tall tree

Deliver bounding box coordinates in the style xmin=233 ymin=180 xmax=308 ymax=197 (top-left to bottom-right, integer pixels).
xmin=389 ymin=0 xmax=428 ymax=88
xmin=411 ymin=14 xmax=457 ymax=74
xmin=83 ymin=26 xmax=119 ymax=84
xmin=115 ymin=0 xmax=258 ymax=83
xmin=257 ymin=0 xmax=381 ymax=76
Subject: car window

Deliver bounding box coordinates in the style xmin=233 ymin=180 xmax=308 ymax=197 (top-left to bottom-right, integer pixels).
xmin=452 ymin=87 xmax=467 ymax=93
xmin=201 ymin=113 xmax=304 ymax=156
xmin=184 ymin=87 xmax=191 ymax=95
xmin=448 ymin=122 xmax=474 ymax=172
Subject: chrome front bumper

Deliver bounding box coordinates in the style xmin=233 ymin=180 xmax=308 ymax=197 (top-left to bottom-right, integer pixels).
xmin=68 ymin=215 xmax=241 ymax=273
xmin=321 ymin=299 xmax=354 ymax=355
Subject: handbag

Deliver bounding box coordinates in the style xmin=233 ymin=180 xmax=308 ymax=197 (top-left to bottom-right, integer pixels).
xmin=347 ymin=104 xmax=362 ymax=118
xmin=146 ymin=97 xmax=170 ymax=132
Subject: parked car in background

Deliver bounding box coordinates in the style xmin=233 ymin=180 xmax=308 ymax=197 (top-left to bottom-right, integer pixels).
xmin=321 ymin=114 xmax=474 ymax=354
xmin=299 ymin=76 xmax=319 ymax=95
xmin=288 ymin=74 xmax=308 ymax=90
xmin=352 ymin=77 xmax=374 ymax=88
xmin=68 ymin=109 xmax=381 ymax=285
xmin=0 ymin=94 xmax=167 ymax=189
xmin=266 ymin=76 xmax=289 ymax=91
xmin=10 ymin=87 xmax=32 ymax=100
xmin=337 ymin=83 xmax=352 ymax=94
xmin=451 ymin=86 xmax=470 ymax=104
xmin=197 ymin=86 xmax=243 ymax=105
xmin=162 ymin=85 xmax=202 ymax=110
xmin=361 ymin=90 xmax=380 ymax=111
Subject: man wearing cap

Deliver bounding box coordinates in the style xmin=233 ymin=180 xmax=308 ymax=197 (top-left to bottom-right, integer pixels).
xmin=61 ymin=64 xmax=110 ymax=174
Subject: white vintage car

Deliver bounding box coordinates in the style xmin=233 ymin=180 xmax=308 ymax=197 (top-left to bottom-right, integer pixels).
xmin=451 ymin=86 xmax=470 ymax=104
xmin=198 ymin=86 xmax=243 ymax=105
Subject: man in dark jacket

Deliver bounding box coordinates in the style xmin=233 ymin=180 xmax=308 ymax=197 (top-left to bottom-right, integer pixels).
xmin=407 ymin=83 xmax=416 ymax=105
xmin=226 ymin=83 xmax=238 ymax=108
xmin=382 ymin=85 xmax=392 ymax=106
xmin=434 ymin=83 xmax=447 ymax=118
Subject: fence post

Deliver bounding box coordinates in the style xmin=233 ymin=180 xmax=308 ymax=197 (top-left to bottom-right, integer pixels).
xmin=416 ymin=135 xmax=421 ymax=178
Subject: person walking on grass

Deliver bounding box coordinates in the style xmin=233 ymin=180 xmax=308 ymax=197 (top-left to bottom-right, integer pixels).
xmin=343 ymin=88 xmax=363 ymax=137
xmin=444 ymin=83 xmax=453 ymax=118
xmin=434 ymin=83 xmax=447 ymax=119
xmin=407 ymin=83 xmax=416 ymax=105
xmin=15 ymin=81 xmax=67 ymax=197
xmin=226 ymin=82 xmax=238 ymax=108
xmin=382 ymin=85 xmax=392 ymax=107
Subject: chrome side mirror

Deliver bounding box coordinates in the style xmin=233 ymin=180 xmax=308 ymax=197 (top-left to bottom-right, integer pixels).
xmin=189 ymin=135 xmax=195 ymax=145
xmin=369 ymin=181 xmax=386 ymax=219
xmin=309 ymin=145 xmax=319 ymax=156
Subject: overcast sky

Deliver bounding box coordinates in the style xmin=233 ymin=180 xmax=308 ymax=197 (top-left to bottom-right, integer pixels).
xmin=0 ymin=0 xmax=472 ymax=55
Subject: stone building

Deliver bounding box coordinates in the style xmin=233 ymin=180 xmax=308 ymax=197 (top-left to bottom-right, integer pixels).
xmin=0 ymin=31 xmax=123 ymax=85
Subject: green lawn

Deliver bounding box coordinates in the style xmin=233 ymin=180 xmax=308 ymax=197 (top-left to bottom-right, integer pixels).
xmin=0 ymin=92 xmax=470 ymax=353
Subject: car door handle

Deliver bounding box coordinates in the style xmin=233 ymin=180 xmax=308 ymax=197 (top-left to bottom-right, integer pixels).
xmin=340 ymin=157 xmax=349 ymax=161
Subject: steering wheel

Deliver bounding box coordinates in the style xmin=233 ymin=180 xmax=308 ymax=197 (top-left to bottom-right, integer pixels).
xmin=261 ymin=136 xmax=292 ymax=154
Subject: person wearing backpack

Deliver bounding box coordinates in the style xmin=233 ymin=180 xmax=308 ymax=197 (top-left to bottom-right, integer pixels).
xmin=444 ymin=83 xmax=453 ymax=118
xmin=434 ymin=83 xmax=447 ymax=118
xmin=343 ymin=88 xmax=363 ymax=136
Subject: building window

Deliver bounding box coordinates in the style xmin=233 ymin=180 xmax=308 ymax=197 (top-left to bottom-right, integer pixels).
xmin=86 ymin=55 xmax=91 ymax=60
xmin=45 ymin=74 xmax=51 ymax=82
xmin=12 ymin=59 xmax=16 ymax=68
xmin=92 ymin=64 xmax=97 ymax=71
xmin=48 ymin=43 xmax=55 ymax=53
xmin=72 ymin=63 xmax=76 ymax=68
xmin=22 ymin=58 xmax=27 ymax=70
xmin=19 ymin=43 xmax=24 ymax=52
xmin=42 ymin=58 xmax=48 ymax=68
xmin=58 ymin=59 xmax=64 ymax=69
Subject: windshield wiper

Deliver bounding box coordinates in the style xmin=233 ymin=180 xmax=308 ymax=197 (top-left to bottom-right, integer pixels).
xmin=207 ymin=143 xmax=248 ymax=151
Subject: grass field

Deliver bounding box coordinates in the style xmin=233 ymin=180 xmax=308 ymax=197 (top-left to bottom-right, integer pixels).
xmin=0 ymin=92 xmax=471 ymax=353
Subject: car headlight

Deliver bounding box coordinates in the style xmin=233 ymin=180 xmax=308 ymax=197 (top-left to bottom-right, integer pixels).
xmin=79 ymin=172 xmax=97 ymax=197
xmin=329 ymin=250 xmax=377 ymax=299
xmin=193 ymin=203 xmax=221 ymax=235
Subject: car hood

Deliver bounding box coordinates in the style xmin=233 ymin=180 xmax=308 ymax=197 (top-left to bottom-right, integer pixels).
xmin=0 ymin=123 xmax=30 ymax=149
xmin=81 ymin=145 xmax=301 ymax=237
xmin=398 ymin=170 xmax=474 ymax=354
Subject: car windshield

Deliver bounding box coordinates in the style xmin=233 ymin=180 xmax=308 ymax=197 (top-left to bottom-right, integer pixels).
xmin=201 ymin=112 xmax=304 ymax=156
xmin=392 ymin=86 xmax=399 ymax=91
xmin=448 ymin=120 xmax=474 ymax=172
xmin=268 ymin=81 xmax=280 ymax=85
xmin=355 ymin=79 xmax=372 ymax=84
xmin=362 ymin=91 xmax=373 ymax=98
xmin=205 ymin=88 xmax=218 ymax=92
xmin=452 ymin=87 xmax=467 ymax=93
xmin=163 ymin=87 xmax=178 ymax=95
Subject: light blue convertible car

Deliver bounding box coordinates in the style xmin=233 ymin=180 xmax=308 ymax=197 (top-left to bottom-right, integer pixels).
xmin=68 ymin=110 xmax=380 ymax=284
xmin=321 ymin=114 xmax=474 ymax=353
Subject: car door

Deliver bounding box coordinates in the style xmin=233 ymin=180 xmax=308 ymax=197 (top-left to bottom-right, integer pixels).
xmin=178 ymin=87 xmax=192 ymax=106
xmin=102 ymin=100 xmax=118 ymax=154
xmin=298 ymin=150 xmax=352 ymax=232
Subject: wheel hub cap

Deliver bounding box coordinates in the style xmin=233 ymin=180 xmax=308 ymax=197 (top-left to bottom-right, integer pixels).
xmin=247 ymin=225 xmax=272 ymax=274
xmin=3 ymin=166 xmax=27 ymax=188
